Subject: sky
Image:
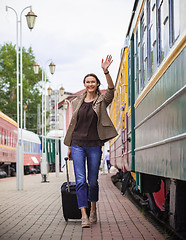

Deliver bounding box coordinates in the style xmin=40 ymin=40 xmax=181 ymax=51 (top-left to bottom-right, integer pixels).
xmin=0 ymin=0 xmax=134 ymax=93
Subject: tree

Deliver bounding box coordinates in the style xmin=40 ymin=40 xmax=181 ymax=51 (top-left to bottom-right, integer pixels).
xmin=0 ymin=42 xmax=44 ymax=133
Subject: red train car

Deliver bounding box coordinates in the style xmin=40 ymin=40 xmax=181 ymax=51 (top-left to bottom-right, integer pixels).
xmin=0 ymin=111 xmax=17 ymax=176
xmin=0 ymin=111 xmax=41 ymax=176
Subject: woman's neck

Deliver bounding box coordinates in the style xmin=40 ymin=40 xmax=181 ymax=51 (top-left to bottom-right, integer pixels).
xmin=84 ymin=92 xmax=97 ymax=102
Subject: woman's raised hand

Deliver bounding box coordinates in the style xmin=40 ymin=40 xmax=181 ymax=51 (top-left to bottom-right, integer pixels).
xmin=101 ymin=55 xmax=113 ymax=72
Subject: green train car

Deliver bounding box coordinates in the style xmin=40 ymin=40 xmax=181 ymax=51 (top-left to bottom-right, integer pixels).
xmin=40 ymin=137 xmax=61 ymax=172
xmin=110 ymin=0 xmax=186 ymax=236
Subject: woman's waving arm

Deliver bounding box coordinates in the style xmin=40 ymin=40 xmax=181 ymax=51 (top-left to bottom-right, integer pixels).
xmin=101 ymin=55 xmax=114 ymax=89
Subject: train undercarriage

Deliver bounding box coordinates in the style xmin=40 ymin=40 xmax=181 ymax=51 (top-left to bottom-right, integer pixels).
xmin=112 ymin=170 xmax=186 ymax=240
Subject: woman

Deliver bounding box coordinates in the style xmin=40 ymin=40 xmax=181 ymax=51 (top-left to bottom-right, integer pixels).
xmin=64 ymin=55 xmax=118 ymax=228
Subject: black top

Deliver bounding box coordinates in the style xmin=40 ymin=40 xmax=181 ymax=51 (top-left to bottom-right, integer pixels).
xmin=71 ymin=101 xmax=103 ymax=146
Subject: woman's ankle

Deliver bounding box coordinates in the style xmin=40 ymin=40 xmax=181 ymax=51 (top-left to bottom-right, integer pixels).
xmin=81 ymin=208 xmax=88 ymax=218
xmin=91 ymin=202 xmax=96 ymax=213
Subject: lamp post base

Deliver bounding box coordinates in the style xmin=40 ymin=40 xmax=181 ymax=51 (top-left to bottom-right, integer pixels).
xmin=41 ymin=153 xmax=49 ymax=182
xmin=55 ymin=153 xmax=59 ymax=177
xmin=41 ymin=174 xmax=49 ymax=183
xmin=16 ymin=145 xmax=24 ymax=190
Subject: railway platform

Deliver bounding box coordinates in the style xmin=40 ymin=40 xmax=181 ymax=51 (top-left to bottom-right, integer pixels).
xmin=0 ymin=171 xmax=166 ymax=240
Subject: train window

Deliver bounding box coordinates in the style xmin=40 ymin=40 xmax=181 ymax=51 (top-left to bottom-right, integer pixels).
xmin=156 ymin=0 xmax=164 ymax=65
xmin=12 ymin=133 xmax=14 ymax=147
xmin=11 ymin=133 xmax=13 ymax=146
xmin=35 ymin=143 xmax=37 ymax=154
xmin=32 ymin=142 xmax=34 ymax=153
xmin=26 ymin=141 xmax=28 ymax=152
xmin=28 ymin=142 xmax=30 ymax=153
xmin=6 ymin=131 xmax=8 ymax=145
xmin=8 ymin=132 xmax=11 ymax=146
xmin=37 ymin=143 xmax=39 ymax=154
xmin=7 ymin=131 xmax=9 ymax=145
xmin=135 ymin=28 xmax=140 ymax=95
xmin=9 ymin=132 xmax=12 ymax=146
xmin=12 ymin=134 xmax=15 ymax=147
xmin=140 ymin=11 xmax=145 ymax=89
xmin=23 ymin=141 xmax=25 ymax=151
xmin=26 ymin=141 xmax=28 ymax=153
xmin=4 ymin=130 xmax=7 ymax=145
xmin=147 ymin=0 xmax=152 ymax=80
xmin=173 ymin=0 xmax=180 ymax=42
xmin=1 ymin=129 xmax=3 ymax=144
xmin=2 ymin=129 xmax=4 ymax=145
xmin=13 ymin=135 xmax=15 ymax=147
xmin=169 ymin=0 xmax=180 ymax=47
xmin=151 ymin=0 xmax=157 ymax=73
xmin=162 ymin=0 xmax=169 ymax=58
xmin=169 ymin=0 xmax=174 ymax=45
xmin=33 ymin=143 xmax=35 ymax=153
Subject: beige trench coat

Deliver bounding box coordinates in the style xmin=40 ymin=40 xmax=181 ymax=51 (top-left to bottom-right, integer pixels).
xmin=64 ymin=88 xmax=118 ymax=146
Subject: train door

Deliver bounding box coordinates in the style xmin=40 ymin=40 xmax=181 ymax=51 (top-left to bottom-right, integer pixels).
xmin=120 ymin=47 xmax=129 ymax=172
xmin=121 ymin=112 xmax=129 ymax=172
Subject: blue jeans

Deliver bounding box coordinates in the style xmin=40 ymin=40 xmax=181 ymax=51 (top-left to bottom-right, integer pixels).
xmin=71 ymin=145 xmax=102 ymax=209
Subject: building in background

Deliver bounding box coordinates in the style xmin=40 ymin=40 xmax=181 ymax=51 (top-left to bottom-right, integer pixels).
xmin=47 ymin=89 xmax=72 ymax=132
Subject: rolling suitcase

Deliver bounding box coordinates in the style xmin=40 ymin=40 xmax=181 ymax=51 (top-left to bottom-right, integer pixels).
xmin=61 ymin=157 xmax=91 ymax=221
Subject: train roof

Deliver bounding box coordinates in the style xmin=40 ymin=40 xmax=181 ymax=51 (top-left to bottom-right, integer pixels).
xmin=19 ymin=129 xmax=41 ymax=144
xmin=126 ymin=0 xmax=138 ymax=37
xmin=46 ymin=129 xmax=64 ymax=139
xmin=0 ymin=111 xmax=17 ymax=127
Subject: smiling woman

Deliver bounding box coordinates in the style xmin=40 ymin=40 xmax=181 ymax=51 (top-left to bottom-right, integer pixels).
xmin=63 ymin=55 xmax=118 ymax=228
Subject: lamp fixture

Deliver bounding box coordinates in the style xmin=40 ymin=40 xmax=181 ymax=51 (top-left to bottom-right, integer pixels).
xmin=33 ymin=62 xmax=39 ymax=75
xmin=49 ymin=61 xmax=56 ymax=75
xmin=26 ymin=11 xmax=37 ymax=30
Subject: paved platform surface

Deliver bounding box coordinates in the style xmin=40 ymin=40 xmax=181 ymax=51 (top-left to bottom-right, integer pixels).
xmin=0 ymin=172 xmax=166 ymax=240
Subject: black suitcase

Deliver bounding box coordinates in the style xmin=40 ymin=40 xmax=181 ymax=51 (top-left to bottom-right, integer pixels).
xmin=61 ymin=157 xmax=91 ymax=221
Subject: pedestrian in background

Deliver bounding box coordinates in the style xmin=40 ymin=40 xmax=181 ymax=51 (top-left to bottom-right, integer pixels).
xmin=104 ymin=149 xmax=111 ymax=173
xmin=64 ymin=55 xmax=118 ymax=228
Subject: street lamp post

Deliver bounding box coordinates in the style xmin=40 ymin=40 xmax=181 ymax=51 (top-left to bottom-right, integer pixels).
xmin=6 ymin=6 xmax=37 ymax=190
xmin=33 ymin=60 xmax=56 ymax=182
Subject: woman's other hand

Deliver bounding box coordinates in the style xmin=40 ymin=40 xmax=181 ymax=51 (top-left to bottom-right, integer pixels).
xmin=68 ymin=147 xmax=72 ymax=160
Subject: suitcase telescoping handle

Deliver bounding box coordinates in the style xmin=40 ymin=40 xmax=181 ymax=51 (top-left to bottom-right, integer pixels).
xmin=64 ymin=157 xmax=70 ymax=192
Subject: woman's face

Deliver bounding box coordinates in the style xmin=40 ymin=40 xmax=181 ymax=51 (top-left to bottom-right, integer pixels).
xmin=84 ymin=76 xmax=99 ymax=94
